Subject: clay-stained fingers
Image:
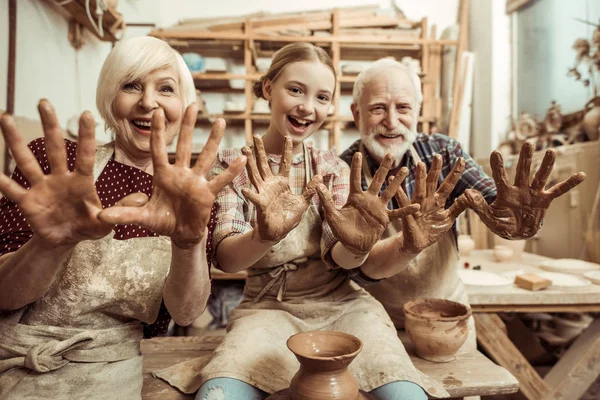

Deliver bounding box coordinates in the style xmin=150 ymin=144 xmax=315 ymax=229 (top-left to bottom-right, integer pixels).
xmin=38 ymin=100 xmax=68 ymax=175
xmin=278 ymin=136 xmax=293 ymax=178
xmin=349 ymin=152 xmax=364 ymax=194
xmin=426 ymin=154 xmax=442 ymax=197
xmin=489 ymin=151 xmax=511 ymax=190
xmin=315 ymin=182 xmax=342 ymax=223
xmin=150 ymin=109 xmax=169 ymax=168
xmin=252 ymin=135 xmax=273 ymax=179
xmin=74 ymin=111 xmax=98 ymax=177
xmin=546 ymin=172 xmax=586 ymax=200
xmin=0 ymin=114 xmax=44 ymax=185
xmin=436 ymin=157 xmax=466 ymax=202
xmin=381 ymin=167 xmax=408 ymax=205
xmin=464 ymin=189 xmax=495 ymax=225
xmin=114 ymin=192 xmax=149 ymax=208
xmin=0 ymin=173 xmax=28 ymax=203
xmin=241 ymin=187 xmax=262 ymax=206
xmin=389 ymin=175 xmax=412 ymax=208
xmin=446 ymin=193 xmax=470 ymax=220
xmin=530 ymin=149 xmax=556 ymax=191
xmin=412 ymin=162 xmax=427 ymax=205
xmin=388 ymin=203 xmax=420 ymax=220
xmin=242 ymin=146 xmax=263 ymax=191
xmin=368 ymin=153 xmax=394 ymax=195
xmin=209 ymin=155 xmax=247 ymax=194
xmin=514 ymin=142 xmax=534 ymax=188
xmin=302 ymin=174 xmax=323 ymax=202
xmin=175 ymin=104 xmax=199 ymax=169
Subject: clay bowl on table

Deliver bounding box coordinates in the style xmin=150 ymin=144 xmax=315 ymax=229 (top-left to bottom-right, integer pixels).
xmin=403 ymin=298 xmax=471 ymax=363
xmin=283 ymin=331 xmax=363 ymax=400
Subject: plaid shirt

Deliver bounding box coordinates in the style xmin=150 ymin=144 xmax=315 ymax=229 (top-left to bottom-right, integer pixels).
xmin=337 ymin=134 xmax=497 ymax=285
xmin=208 ymin=142 xmax=350 ymax=268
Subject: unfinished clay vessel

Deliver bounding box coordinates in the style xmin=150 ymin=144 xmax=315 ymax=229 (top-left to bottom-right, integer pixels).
xmin=403 ymin=298 xmax=471 ymax=363
xmin=287 ymin=331 xmax=362 ymax=400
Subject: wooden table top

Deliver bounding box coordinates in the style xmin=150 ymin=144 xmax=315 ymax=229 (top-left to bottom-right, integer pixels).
xmin=461 ymin=250 xmax=600 ymax=312
xmin=141 ymin=333 xmax=519 ymax=399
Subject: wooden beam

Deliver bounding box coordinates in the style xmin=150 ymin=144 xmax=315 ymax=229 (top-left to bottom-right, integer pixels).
xmin=244 ymin=18 xmax=254 ymax=144
xmin=543 ymin=318 xmax=600 ymax=400
xmin=331 ymin=9 xmax=341 ymax=152
xmin=475 ymin=313 xmax=551 ymax=400
xmin=472 ymin=304 xmax=600 ymax=313
xmin=448 ymin=0 xmax=470 ymax=138
xmin=4 ymin=0 xmax=17 ymax=175
xmin=54 ymin=0 xmax=124 ymax=42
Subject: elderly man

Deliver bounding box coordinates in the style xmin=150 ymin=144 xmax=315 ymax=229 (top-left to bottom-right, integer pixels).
xmin=327 ymin=58 xmax=586 ymax=349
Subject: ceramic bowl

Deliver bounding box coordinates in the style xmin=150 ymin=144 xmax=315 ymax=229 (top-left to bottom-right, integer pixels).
xmin=403 ymin=299 xmax=471 ymax=362
xmin=494 ymin=245 xmax=514 ymax=262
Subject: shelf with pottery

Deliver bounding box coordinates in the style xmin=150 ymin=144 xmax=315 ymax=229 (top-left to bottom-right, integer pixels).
xmin=151 ymin=5 xmax=460 ymax=148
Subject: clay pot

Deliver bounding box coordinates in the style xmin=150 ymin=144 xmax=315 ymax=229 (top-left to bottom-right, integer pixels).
xmin=493 ymin=245 xmax=514 ymax=262
xmin=403 ymin=298 xmax=471 ymax=363
xmin=287 ymin=331 xmax=362 ymax=400
xmin=582 ymin=97 xmax=600 ymax=141
xmin=457 ymin=234 xmax=476 ymax=257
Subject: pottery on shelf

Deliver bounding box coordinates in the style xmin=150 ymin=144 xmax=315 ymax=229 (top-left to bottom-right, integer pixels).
xmin=582 ymin=97 xmax=600 ymax=141
xmin=493 ymin=236 xmax=527 ymax=260
xmin=403 ymin=298 xmax=471 ymax=363
xmin=457 ymin=235 xmax=476 ymax=257
xmin=286 ymin=331 xmax=362 ymax=400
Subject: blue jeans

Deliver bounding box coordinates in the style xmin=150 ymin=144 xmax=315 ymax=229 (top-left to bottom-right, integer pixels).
xmin=195 ymin=378 xmax=427 ymax=400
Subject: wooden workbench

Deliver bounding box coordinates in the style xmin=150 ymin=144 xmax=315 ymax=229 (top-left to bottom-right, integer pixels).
xmin=141 ymin=332 xmax=518 ymax=399
xmin=463 ymin=250 xmax=600 ymax=400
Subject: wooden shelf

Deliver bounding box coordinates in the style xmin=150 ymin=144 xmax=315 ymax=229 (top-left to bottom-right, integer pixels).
xmin=154 ymin=7 xmax=452 ymax=148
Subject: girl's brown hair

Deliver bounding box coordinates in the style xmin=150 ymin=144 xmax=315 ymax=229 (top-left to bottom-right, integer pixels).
xmin=253 ymin=42 xmax=336 ymax=99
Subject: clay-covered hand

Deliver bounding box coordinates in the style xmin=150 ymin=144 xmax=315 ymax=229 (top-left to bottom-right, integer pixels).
xmin=316 ymin=152 xmax=420 ymax=255
xmin=241 ymin=135 xmax=322 ymax=243
xmin=393 ymin=155 xmax=470 ymax=254
xmin=0 ymin=100 xmax=113 ymax=247
xmin=465 ymin=142 xmax=586 ymax=239
xmin=99 ymin=104 xmax=246 ymax=249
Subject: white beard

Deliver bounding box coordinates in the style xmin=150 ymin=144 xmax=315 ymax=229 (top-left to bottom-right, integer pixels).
xmin=359 ymin=121 xmax=417 ymax=168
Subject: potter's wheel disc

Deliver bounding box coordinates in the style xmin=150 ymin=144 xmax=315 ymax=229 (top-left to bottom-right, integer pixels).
xmin=267 ymin=389 xmax=378 ymax=400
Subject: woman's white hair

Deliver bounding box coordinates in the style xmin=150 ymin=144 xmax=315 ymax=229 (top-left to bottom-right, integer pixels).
xmin=96 ymin=36 xmax=196 ymax=133
xmin=352 ymin=58 xmax=423 ymax=115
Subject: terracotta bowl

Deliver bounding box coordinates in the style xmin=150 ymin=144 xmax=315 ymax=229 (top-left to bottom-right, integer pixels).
xmin=403 ymin=298 xmax=471 ymax=363
xmin=287 ymin=331 xmax=363 ymax=370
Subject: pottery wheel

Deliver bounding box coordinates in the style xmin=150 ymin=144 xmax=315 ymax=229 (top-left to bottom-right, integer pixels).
xmin=267 ymin=389 xmax=379 ymax=400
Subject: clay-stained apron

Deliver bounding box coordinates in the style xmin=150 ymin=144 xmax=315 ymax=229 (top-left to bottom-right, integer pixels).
xmin=178 ymin=143 xmax=449 ymax=397
xmin=0 ymin=143 xmax=172 ymax=399
xmin=360 ymin=144 xmax=477 ymax=352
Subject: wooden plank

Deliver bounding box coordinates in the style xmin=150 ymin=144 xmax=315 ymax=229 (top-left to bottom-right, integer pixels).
xmin=244 ymin=19 xmax=254 ymax=144
xmin=53 ymin=0 xmax=123 ymax=42
xmin=141 ymin=334 xmax=518 ymax=399
xmin=448 ymin=0 xmax=470 ymax=138
xmin=472 ymin=304 xmax=600 ymax=313
xmin=543 ymin=318 xmax=600 ymax=400
xmin=475 ymin=313 xmax=551 ymax=400
xmin=331 ymin=9 xmax=341 ymax=152
xmin=506 ymin=0 xmax=534 ymax=14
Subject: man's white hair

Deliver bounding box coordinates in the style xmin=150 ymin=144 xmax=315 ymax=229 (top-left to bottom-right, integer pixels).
xmin=352 ymin=58 xmax=423 ymax=115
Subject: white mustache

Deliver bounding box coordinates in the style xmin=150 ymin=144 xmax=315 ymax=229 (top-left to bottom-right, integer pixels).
xmin=372 ymin=124 xmax=411 ymax=137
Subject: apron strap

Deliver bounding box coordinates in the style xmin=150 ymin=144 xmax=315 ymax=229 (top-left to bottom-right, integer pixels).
xmin=93 ymin=141 xmax=115 ymax=182
xmin=248 ymin=257 xmax=308 ymax=302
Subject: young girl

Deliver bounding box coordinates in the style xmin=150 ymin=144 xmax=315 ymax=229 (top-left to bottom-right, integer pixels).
xmin=195 ymin=43 xmax=444 ymax=400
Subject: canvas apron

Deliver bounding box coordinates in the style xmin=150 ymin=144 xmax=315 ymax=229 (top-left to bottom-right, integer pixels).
xmin=361 ymin=145 xmax=477 ymax=351
xmin=197 ymin=144 xmax=449 ymax=397
xmin=0 ymin=143 xmax=172 ymax=399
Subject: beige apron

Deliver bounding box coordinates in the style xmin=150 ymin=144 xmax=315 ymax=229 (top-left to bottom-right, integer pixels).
xmin=361 ymin=145 xmax=477 ymax=351
xmin=195 ymin=144 xmax=449 ymax=397
xmin=0 ymin=143 xmax=172 ymax=399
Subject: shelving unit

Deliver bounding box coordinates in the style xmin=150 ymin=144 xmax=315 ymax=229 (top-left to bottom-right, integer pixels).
xmin=151 ymin=6 xmax=459 ymax=151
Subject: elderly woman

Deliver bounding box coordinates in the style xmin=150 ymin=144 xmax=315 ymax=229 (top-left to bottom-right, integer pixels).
xmin=0 ymin=36 xmax=245 ymax=399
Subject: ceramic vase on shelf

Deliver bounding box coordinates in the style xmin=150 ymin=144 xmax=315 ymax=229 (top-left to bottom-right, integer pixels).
xmin=287 ymin=331 xmax=362 ymax=400
xmin=582 ymin=96 xmax=600 ymax=141
xmin=457 ymin=234 xmax=475 ymax=257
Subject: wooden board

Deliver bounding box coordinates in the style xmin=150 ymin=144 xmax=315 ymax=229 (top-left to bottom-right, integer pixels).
xmin=141 ymin=333 xmax=518 ymax=399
